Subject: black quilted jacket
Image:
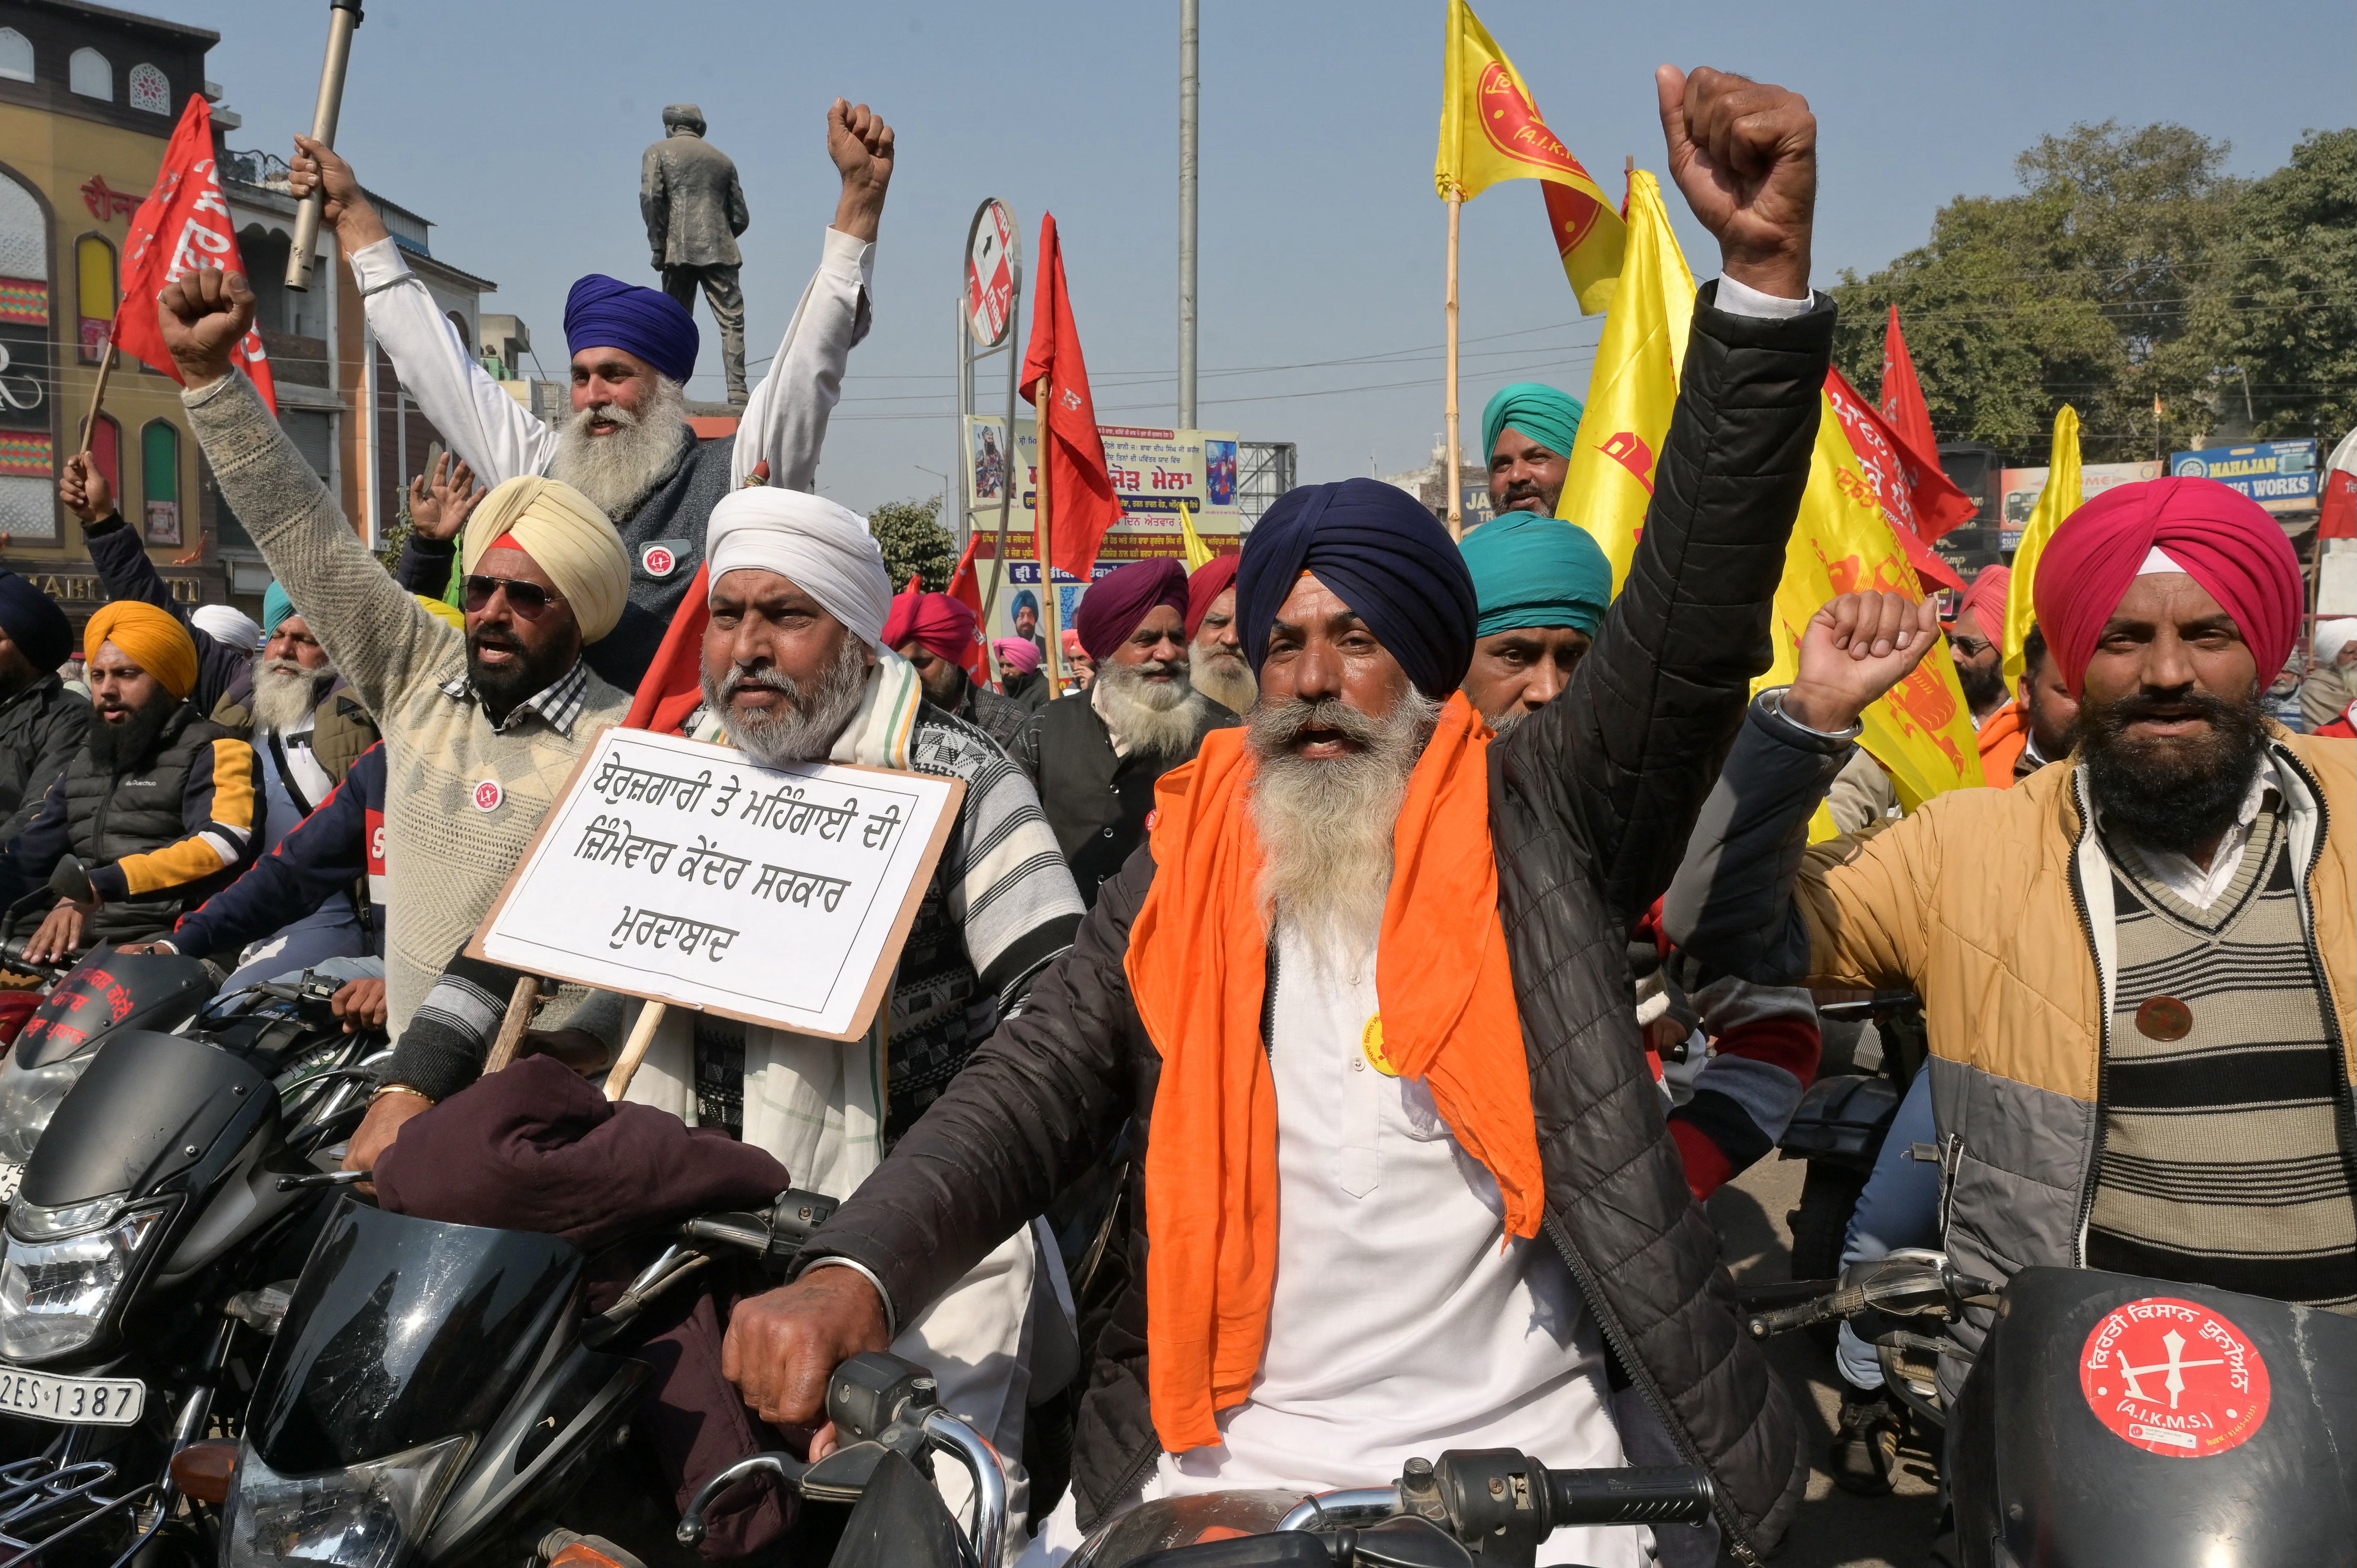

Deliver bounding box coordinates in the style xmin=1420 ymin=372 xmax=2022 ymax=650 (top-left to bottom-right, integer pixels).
xmin=801 ymin=285 xmax=1832 ymax=1560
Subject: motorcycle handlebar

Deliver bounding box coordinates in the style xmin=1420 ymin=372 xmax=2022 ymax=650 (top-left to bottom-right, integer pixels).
xmin=1546 ymin=1466 xmax=1716 ymax=1526
xmin=0 ymin=938 xmax=72 ymax=981
xmin=1747 ymin=1284 xmax=1867 ymax=1339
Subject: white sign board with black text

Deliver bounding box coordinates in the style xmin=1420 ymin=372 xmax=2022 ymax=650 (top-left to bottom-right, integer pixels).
xmin=469 ymin=728 xmax=963 ymax=1042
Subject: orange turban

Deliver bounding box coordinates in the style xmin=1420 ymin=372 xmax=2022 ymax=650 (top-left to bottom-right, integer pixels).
xmin=85 ymin=602 xmax=198 ymax=701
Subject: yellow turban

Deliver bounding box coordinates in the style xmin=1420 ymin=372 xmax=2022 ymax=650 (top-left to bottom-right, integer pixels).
xmin=414 ymin=594 xmax=466 ymax=632
xmin=461 ymin=476 xmax=631 ymax=644
xmin=85 ymin=602 xmax=198 ymax=701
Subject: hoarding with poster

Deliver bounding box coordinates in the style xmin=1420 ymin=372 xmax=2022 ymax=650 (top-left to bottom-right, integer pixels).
xmin=2170 ymin=440 xmax=2319 ymax=515
xmin=963 ymin=416 xmax=1243 ymax=645
xmin=1998 ymin=461 xmax=2162 ymax=551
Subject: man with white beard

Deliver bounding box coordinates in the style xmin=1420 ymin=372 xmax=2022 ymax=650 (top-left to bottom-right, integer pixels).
xmin=1183 ymin=554 xmax=1255 ymax=716
xmin=1011 ymin=557 xmax=1238 ymax=908
xmin=287 ymin=98 xmax=896 ymax=686
xmin=708 ymin=65 xmax=1866 ymax=1567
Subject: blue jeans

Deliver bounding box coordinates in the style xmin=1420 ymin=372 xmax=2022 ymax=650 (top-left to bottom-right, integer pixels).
xmin=1835 ymin=1070 xmax=1940 ymax=1391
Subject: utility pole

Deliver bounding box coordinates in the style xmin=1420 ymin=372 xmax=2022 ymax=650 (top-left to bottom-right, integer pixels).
xmin=1177 ymin=0 xmax=1199 ymax=429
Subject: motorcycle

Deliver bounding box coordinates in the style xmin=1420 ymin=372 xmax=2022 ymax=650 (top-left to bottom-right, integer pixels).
xmin=0 ymin=966 xmax=387 ymax=1567
xmin=1748 ymin=1256 xmax=2357 ymax=1567
xmin=212 ymin=1185 xmax=848 ymax=1568
xmin=1776 ymin=990 xmax=1929 ymax=1299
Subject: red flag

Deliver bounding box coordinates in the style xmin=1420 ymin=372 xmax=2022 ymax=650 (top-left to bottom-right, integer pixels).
xmin=945 ymin=533 xmax=989 ymax=682
xmin=1879 ymin=305 xmax=1935 ymax=459
xmin=113 ymin=95 xmax=276 ymax=412
xmin=1824 ymin=366 xmax=1965 ymax=595
xmin=1019 ymin=214 xmax=1121 ymax=580
xmin=623 ymin=563 xmax=711 ymax=737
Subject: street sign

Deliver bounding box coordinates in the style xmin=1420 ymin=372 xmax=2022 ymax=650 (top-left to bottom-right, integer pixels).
xmin=965 ymin=199 xmax=1019 ymax=348
xmin=2170 ymin=439 xmax=2319 ymax=514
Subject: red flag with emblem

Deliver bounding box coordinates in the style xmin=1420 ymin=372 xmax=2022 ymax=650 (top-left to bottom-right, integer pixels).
xmin=945 ymin=533 xmax=989 ymax=682
xmin=1874 ymin=306 xmax=1972 ymax=539
xmin=1824 ymin=366 xmax=1966 ymax=593
xmin=1019 ymin=214 xmax=1122 ymax=579
xmin=112 ymin=94 xmax=276 ymax=412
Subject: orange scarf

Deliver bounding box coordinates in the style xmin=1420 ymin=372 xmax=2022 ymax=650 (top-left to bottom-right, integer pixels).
xmin=1125 ymin=691 xmax=1545 ymax=1453
xmin=1976 ymin=698 xmax=2030 ymax=789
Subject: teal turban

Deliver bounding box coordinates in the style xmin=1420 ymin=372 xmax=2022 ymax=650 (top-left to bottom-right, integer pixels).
xmin=261 ymin=582 xmax=294 ymax=638
xmin=1460 ymin=511 xmax=1612 ymax=638
xmin=1481 ymin=382 xmax=1585 ymax=462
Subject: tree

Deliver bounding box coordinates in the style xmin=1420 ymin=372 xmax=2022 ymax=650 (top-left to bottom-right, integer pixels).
xmin=1831 ymin=122 xmax=2246 ymax=462
xmin=2197 ymin=128 xmax=2357 ymax=443
xmin=868 ymin=495 xmax=957 ymax=593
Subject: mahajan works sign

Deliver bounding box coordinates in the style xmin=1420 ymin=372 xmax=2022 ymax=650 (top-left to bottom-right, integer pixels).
xmin=2171 ymin=440 xmax=2319 ymax=515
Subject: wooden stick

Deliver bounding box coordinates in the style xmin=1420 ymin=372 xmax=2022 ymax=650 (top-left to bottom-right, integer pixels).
xmin=1037 ymin=374 xmax=1064 ymax=691
xmin=482 ymin=974 xmax=541 ymax=1075
xmin=1443 ymin=194 xmax=1462 ymax=541
xmin=76 ymin=344 xmax=115 ymax=457
xmin=604 ymin=1000 xmax=668 ymax=1103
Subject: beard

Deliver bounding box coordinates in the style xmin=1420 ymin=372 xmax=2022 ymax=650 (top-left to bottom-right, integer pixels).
xmin=468 ymin=627 xmax=575 ymax=722
xmin=249 ymin=653 xmax=330 ymax=733
xmin=1189 ymin=647 xmax=1258 ymax=716
xmin=1094 ymin=657 xmax=1201 ymax=756
xmin=1247 ymin=687 xmax=1440 ymax=961
xmin=2082 ymin=685 xmax=2269 ymax=855
xmin=547 ymin=375 xmax=692 ymax=519
xmin=1956 ymin=654 xmax=2008 ymax=714
xmin=704 ymin=636 xmax=870 ymax=766
xmin=915 ymin=656 xmax=968 ymax=710
xmin=88 ymin=689 xmax=178 ymax=773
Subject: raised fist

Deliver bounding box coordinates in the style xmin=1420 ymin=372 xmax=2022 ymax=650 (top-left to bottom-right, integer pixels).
xmin=156 ymin=268 xmax=256 ymax=388
xmin=1656 ymin=66 xmax=1817 ymax=301
xmin=289 ymin=135 xmax=390 ymax=252
xmin=1783 ymin=591 xmax=1944 ymax=734
xmin=827 ymin=99 xmax=894 ymax=244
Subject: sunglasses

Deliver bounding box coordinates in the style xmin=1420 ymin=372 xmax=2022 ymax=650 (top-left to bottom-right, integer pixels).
xmin=462 ymin=575 xmax=567 ymax=620
xmin=1948 ymin=636 xmax=1995 ymax=660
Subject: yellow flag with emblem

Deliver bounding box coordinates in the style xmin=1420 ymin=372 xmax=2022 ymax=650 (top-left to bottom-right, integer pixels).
xmin=1555 ymin=171 xmax=1692 ymax=592
xmin=1434 ymin=0 xmax=1626 ymax=312
xmin=2002 ymin=404 xmax=2082 ymax=683
xmin=1176 ymin=500 xmax=1214 ymax=572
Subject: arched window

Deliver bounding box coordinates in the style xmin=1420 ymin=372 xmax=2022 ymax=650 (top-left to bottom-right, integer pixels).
xmin=68 ymin=48 xmax=109 ymax=101
xmin=75 ymin=234 xmax=114 ymax=364
xmin=127 ymin=64 xmax=168 ymax=116
xmin=446 ymin=311 xmax=471 ymax=352
xmin=141 ymin=420 xmax=180 ymax=545
xmin=0 ymin=29 xmax=33 ymax=84
xmin=0 ymin=165 xmax=55 ymax=542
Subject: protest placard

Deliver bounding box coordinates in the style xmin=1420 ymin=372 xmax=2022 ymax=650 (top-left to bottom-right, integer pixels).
xmin=468 ymin=727 xmax=963 ymax=1047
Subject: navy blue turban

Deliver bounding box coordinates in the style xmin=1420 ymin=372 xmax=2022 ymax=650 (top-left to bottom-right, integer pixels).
xmin=564 ymin=274 xmax=699 ymax=385
xmin=0 ymin=569 xmax=70 ymax=672
xmin=1238 ymin=478 xmax=1477 ymax=699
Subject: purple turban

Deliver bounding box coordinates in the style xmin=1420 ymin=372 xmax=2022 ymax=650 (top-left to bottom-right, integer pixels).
xmin=564 ymin=274 xmax=699 ymax=385
xmin=1075 ymin=557 xmax=1189 ymax=662
xmin=1238 ymin=478 xmax=1476 ymax=699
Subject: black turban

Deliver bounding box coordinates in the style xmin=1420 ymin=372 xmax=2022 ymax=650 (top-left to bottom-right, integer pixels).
xmin=0 ymin=569 xmax=71 ymax=673
xmin=1238 ymin=478 xmax=1477 ymax=699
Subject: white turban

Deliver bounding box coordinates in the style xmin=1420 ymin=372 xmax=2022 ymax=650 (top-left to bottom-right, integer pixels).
xmin=2316 ymin=618 xmax=2357 ymax=667
xmin=191 ymin=604 xmax=263 ymax=653
xmin=706 ymin=488 xmax=893 ymax=650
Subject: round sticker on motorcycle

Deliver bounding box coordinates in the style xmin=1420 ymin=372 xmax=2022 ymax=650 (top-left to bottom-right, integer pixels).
xmin=2079 ymin=1296 xmax=2270 ymax=1458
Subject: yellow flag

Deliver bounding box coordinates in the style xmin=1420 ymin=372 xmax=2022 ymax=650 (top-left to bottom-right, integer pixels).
xmin=2002 ymin=405 xmax=2082 ymax=682
xmin=1435 ymin=0 xmax=1626 ymax=312
xmin=1757 ymin=400 xmax=1987 ymax=816
xmin=1556 ymin=171 xmax=1692 ymax=592
xmin=1176 ymin=500 xmax=1214 ymax=571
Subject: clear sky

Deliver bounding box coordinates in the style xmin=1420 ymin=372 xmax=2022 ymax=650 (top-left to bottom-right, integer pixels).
xmin=176 ymin=0 xmax=2349 ymax=516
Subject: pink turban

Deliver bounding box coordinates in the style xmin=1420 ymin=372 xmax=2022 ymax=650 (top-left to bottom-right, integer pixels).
xmin=1073 ymin=557 xmax=1189 ymax=662
xmin=1185 ymin=553 xmax=1241 ymax=640
xmin=881 ymin=590 xmax=978 ymax=663
xmin=992 ymin=636 xmax=1042 ymax=675
xmin=1952 ymin=565 xmax=2010 ymax=635
xmin=2033 ymin=477 xmax=2302 ymax=695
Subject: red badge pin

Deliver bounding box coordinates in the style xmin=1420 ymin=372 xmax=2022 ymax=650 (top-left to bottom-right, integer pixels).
xmin=472 ymin=778 xmax=504 ymax=813
xmin=642 ymin=544 xmax=676 ymax=578
xmin=2079 ymin=1296 xmax=2271 ymax=1458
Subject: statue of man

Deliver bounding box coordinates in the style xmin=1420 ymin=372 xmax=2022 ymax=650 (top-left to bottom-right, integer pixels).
xmin=641 ymin=104 xmax=751 ymax=403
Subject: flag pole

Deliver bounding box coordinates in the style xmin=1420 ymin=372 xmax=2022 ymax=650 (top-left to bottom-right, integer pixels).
xmin=1037 ymin=374 xmax=1064 ymax=692
xmin=1444 ymin=191 xmax=1463 ymax=540
xmin=75 ymin=343 xmax=116 ymax=456
xmin=287 ymin=0 xmax=363 ymax=291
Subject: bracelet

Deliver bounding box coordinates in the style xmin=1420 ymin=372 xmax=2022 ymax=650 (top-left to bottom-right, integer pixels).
xmin=370 ymin=1082 xmax=436 ymax=1106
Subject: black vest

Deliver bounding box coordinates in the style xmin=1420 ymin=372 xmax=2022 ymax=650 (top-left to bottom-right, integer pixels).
xmin=587 ymin=427 xmax=737 ymax=689
xmin=1033 ymin=690 xmax=1235 ymax=907
xmin=64 ymin=704 xmax=244 ymax=947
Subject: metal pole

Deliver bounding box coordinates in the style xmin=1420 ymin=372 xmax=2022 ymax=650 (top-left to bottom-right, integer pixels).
xmin=287 ymin=0 xmax=363 ymax=292
xmin=1443 ymin=193 xmax=1462 ymax=539
xmin=1177 ymin=0 xmax=1199 ymax=429
xmin=956 ymin=293 xmax=973 ymax=548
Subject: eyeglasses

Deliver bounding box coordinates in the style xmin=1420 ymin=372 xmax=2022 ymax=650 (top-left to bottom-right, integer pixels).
xmin=1948 ymin=636 xmax=1994 ymax=660
xmin=462 ymin=575 xmax=566 ymax=620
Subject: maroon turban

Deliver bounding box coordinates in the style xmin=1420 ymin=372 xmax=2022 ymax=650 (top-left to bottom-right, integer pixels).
xmin=1074 ymin=557 xmax=1189 ymax=662
xmin=881 ymin=590 xmax=978 ymax=663
xmin=2033 ymin=476 xmax=2302 ymax=696
xmin=1953 ymin=565 xmax=2010 ymax=635
xmin=1186 ymin=553 xmax=1241 ymax=641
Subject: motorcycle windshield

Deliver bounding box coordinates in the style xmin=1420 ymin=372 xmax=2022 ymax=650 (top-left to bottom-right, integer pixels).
xmin=247 ymin=1198 xmax=583 ymax=1474
xmin=18 ymin=1030 xmax=273 ymax=1211
xmin=14 ymin=954 xmax=216 ymax=1069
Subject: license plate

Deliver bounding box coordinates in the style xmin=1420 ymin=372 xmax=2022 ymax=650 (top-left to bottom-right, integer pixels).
xmin=0 ymin=1161 xmax=17 ymax=1204
xmin=0 ymin=1367 xmax=144 ymax=1426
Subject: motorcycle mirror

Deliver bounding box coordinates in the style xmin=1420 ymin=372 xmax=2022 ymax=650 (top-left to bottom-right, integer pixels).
xmin=47 ymin=855 xmax=94 ymax=905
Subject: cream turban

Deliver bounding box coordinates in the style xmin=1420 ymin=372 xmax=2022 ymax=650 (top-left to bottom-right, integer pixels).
xmin=706 ymin=488 xmax=893 ymax=650
xmin=462 ymin=476 xmax=632 ymax=643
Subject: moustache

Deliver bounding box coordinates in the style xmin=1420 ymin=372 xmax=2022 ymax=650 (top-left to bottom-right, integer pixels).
xmin=1251 ymin=696 xmax=1390 ymax=751
xmin=583 ymin=400 xmax=639 ymax=431
xmin=258 ymin=655 xmax=311 ymax=679
xmin=469 ymin=628 xmax=525 ymax=656
xmin=2092 ymin=686 xmax=2238 ymax=736
xmin=721 ymin=665 xmax=803 ymax=704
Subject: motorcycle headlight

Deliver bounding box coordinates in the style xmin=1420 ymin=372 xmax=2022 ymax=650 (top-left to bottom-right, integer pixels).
xmin=224 ymin=1435 xmax=470 ymax=1568
xmin=0 ymin=1201 xmax=162 ymax=1361
xmin=0 ymin=1052 xmax=97 ymax=1168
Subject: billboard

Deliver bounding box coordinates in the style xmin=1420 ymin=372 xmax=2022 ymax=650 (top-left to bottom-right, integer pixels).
xmin=1997 ymin=461 xmax=2162 ymax=551
xmin=963 ymin=416 xmax=1244 ymax=647
xmin=2169 ymin=440 xmax=2319 ymax=515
